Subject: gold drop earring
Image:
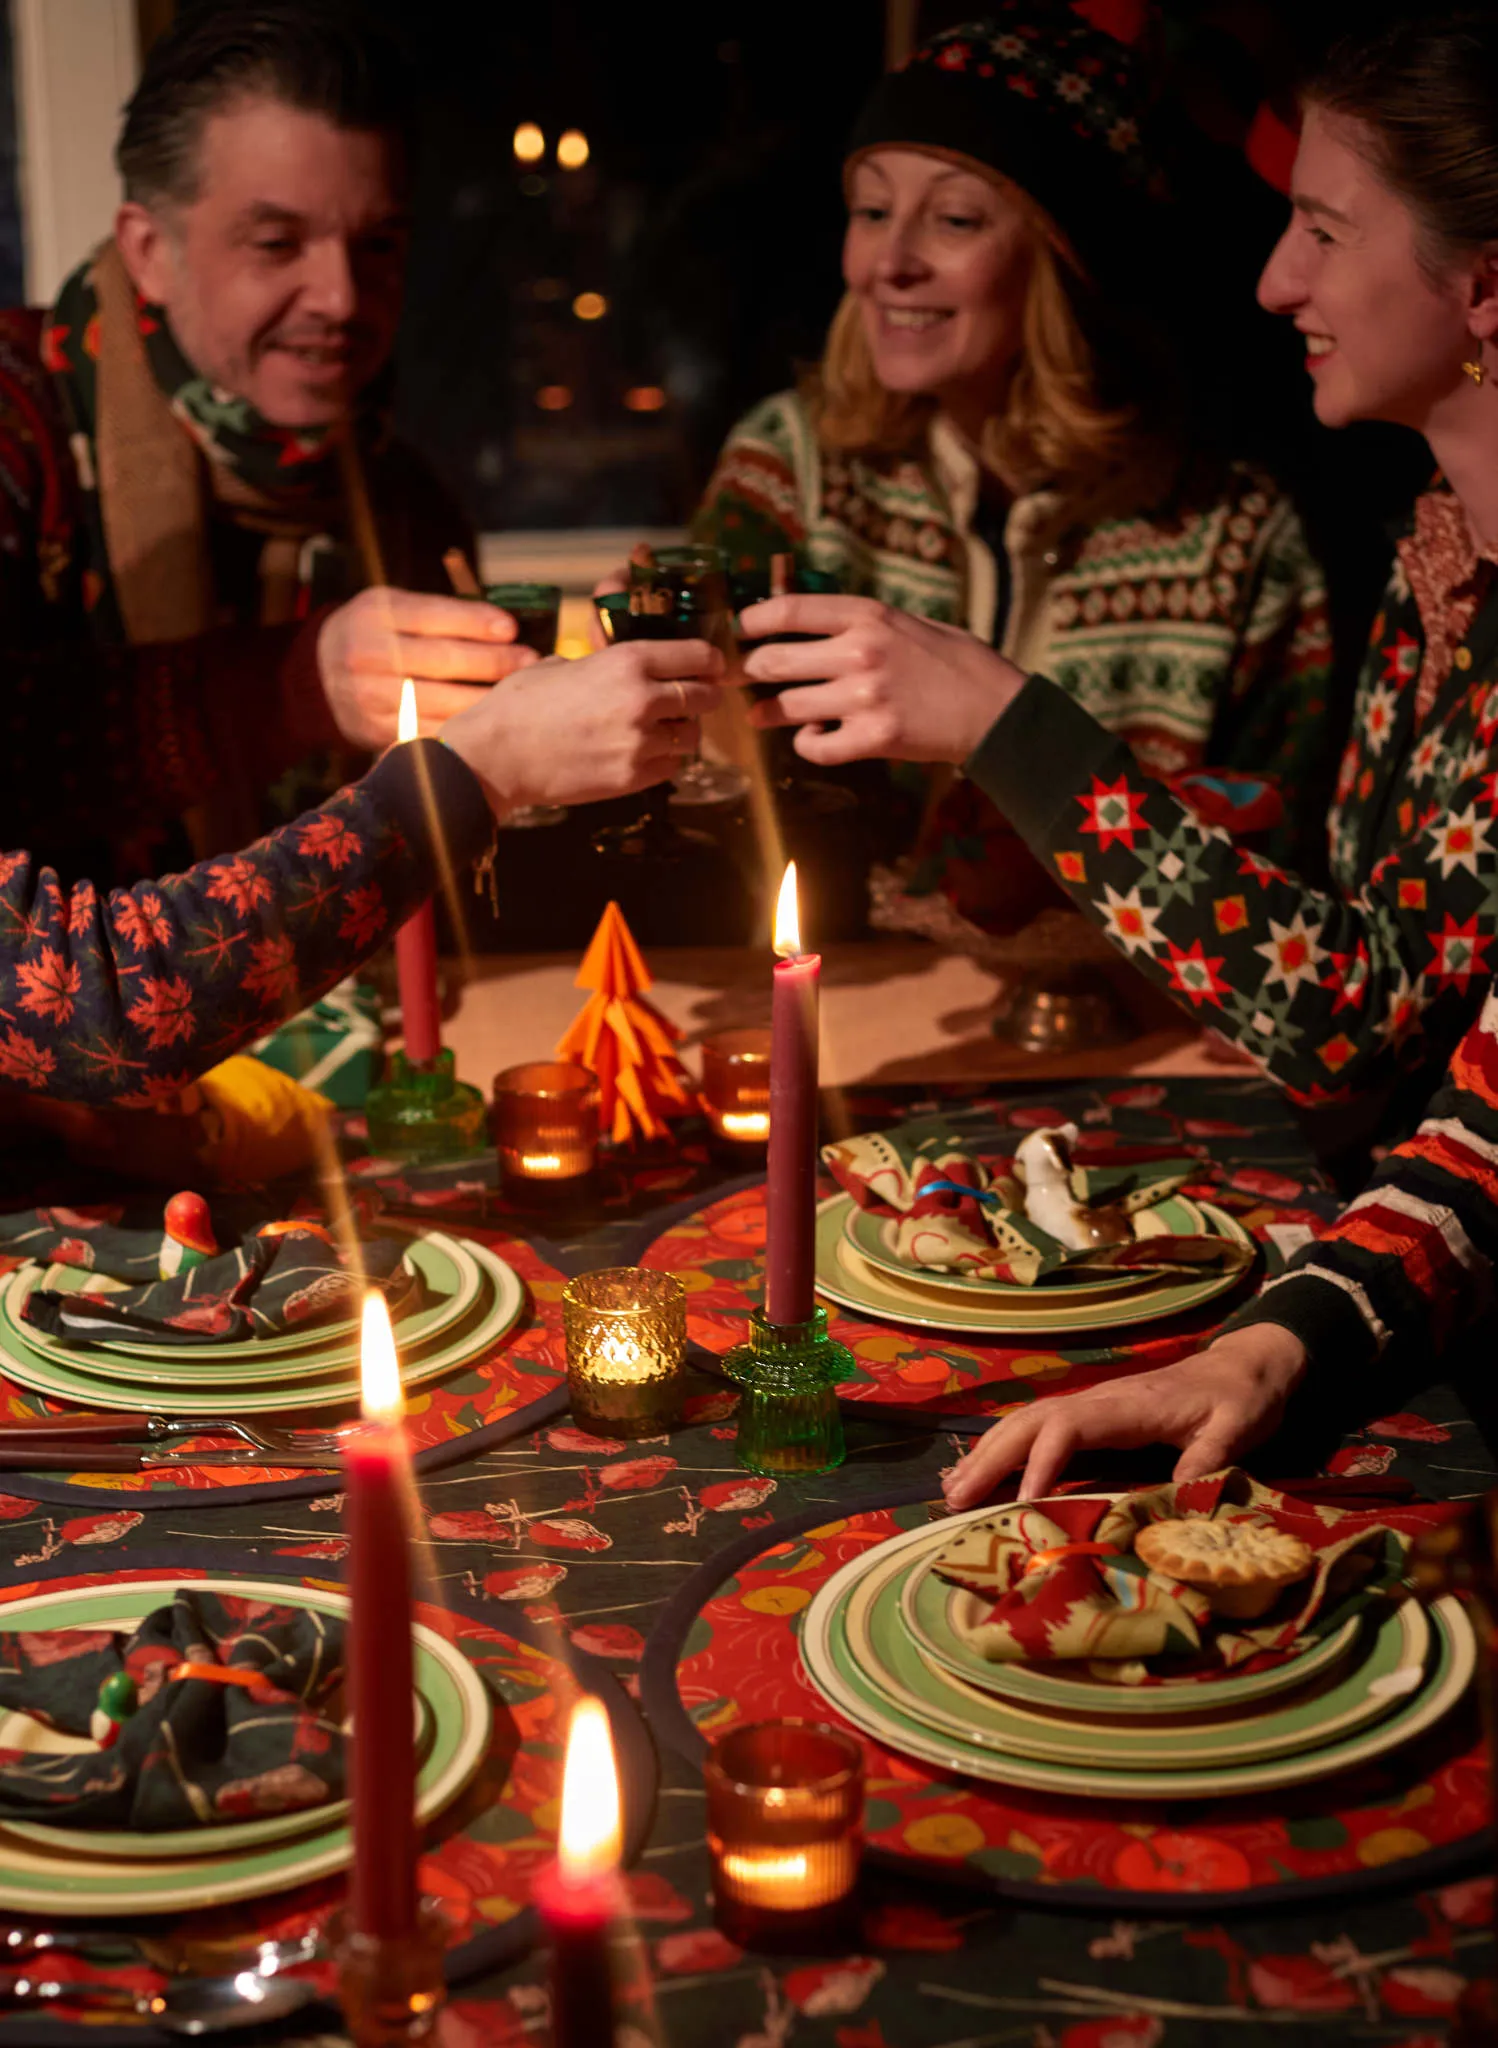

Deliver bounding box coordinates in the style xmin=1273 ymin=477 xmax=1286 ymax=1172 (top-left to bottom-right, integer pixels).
xmin=1464 ymin=352 xmax=1488 ymax=385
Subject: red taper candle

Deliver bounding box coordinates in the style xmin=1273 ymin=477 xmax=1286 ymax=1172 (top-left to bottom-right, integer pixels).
xmin=765 ymin=863 xmax=820 ymax=1326
xmin=535 ymin=1697 xmax=622 ymax=2047
xmin=344 ymin=1292 xmax=417 ymax=1940
xmin=394 ymin=681 xmax=442 ymax=1064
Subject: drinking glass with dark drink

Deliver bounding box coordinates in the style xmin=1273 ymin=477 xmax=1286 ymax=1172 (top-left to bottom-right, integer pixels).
xmin=480 ymin=583 xmax=565 ymax=829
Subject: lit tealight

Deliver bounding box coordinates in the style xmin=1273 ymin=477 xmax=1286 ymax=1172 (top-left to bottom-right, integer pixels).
xmin=513 ymin=122 xmax=545 ymax=163
xmin=721 ymin=1111 xmax=771 ymax=1141
xmin=773 ymin=861 xmax=802 ymax=959
xmin=556 ymin=129 xmax=590 ymax=170
xmin=359 ymin=1291 xmax=404 ymax=1425
xmin=558 ymin=1697 xmax=620 ymax=1886
xmin=397 ymin=678 xmax=418 ymax=745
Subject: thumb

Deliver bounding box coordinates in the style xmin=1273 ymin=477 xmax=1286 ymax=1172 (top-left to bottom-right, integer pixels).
xmin=1172 ymin=1430 xmax=1242 ymax=1485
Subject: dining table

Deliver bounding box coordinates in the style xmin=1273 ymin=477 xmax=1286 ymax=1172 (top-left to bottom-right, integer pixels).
xmin=0 ymin=945 xmax=1491 ymax=2047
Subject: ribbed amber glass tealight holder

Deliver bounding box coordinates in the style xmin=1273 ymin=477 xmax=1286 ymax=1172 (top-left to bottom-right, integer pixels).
xmin=706 ymin=1720 xmax=864 ymax=1950
xmin=561 ymin=1266 xmax=686 ymax=1438
xmin=491 ymin=1061 xmax=599 ymax=1192
xmin=700 ymin=1028 xmax=771 ymax=1145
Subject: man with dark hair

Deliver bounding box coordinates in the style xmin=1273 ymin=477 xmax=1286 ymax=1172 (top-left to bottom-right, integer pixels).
xmin=3 ymin=0 xmax=522 ymax=879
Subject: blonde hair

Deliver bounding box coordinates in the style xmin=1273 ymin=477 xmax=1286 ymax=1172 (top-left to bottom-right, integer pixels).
xmin=810 ymin=175 xmax=1159 ymax=495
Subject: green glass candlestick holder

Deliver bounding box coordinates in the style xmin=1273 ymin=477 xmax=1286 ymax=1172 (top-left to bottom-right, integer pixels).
xmin=722 ymin=1306 xmax=855 ymax=1475
xmin=365 ymin=1048 xmax=486 ymax=1161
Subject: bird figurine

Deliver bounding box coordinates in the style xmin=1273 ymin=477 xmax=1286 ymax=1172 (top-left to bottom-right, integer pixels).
xmin=1013 ymin=1124 xmax=1131 ymax=1251
xmin=159 ymin=1191 xmax=219 ymax=1280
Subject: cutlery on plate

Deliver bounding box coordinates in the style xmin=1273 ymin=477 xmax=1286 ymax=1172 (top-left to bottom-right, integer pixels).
xmin=0 ymin=1414 xmax=350 ymax=1452
xmin=0 ymin=1929 xmax=324 ymax=1975
xmin=0 ymin=1967 xmax=321 ymax=2034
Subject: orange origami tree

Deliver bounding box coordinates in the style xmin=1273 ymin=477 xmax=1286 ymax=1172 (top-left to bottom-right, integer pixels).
xmin=556 ymin=902 xmax=696 ymax=1144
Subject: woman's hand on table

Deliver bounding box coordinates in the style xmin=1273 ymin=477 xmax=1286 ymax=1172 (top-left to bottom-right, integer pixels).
xmin=441 ymin=638 xmax=722 ymax=817
xmin=941 ymin=1325 xmax=1311 ymax=1508
xmin=738 ymin=595 xmax=1028 ymax=764
xmin=317 ymin=587 xmax=538 ymax=750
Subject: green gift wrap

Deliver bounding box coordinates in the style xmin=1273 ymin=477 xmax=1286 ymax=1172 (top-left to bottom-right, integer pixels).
xmin=249 ymin=978 xmax=383 ymax=1109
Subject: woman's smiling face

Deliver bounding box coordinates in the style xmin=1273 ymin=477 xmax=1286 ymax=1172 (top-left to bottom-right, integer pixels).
xmin=1257 ymin=103 xmax=1477 ymax=432
xmin=843 ymin=148 xmax=1035 ymax=418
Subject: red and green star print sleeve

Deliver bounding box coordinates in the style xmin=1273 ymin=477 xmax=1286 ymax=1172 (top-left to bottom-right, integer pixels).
xmin=966 ymin=673 xmax=1498 ymax=1107
xmin=0 ymin=740 xmax=489 ymax=1104
xmin=1229 ymin=976 xmax=1498 ymax=1369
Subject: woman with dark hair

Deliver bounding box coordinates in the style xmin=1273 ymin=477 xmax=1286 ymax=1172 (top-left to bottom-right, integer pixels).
xmin=694 ymin=5 xmax=1333 ymax=916
xmin=745 ymin=4 xmax=1498 ymax=1504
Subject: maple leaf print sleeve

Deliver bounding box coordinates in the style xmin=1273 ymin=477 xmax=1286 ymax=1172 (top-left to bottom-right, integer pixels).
xmin=1227 ymin=976 xmax=1498 ymax=1370
xmin=965 ymin=663 xmax=1498 ymax=1109
xmin=0 ymin=739 xmax=489 ymax=1104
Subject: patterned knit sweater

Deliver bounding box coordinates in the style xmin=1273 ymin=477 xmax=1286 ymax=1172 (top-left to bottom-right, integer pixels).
xmin=1231 ymin=974 xmax=1498 ymax=1368
xmin=0 ymin=741 xmax=489 ymax=1105
xmin=695 ymin=391 xmax=1334 ymax=871
xmin=967 ymin=484 xmax=1498 ymax=1134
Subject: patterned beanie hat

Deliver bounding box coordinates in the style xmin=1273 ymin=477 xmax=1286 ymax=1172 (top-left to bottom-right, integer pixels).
xmin=846 ymin=3 xmax=1167 ymax=288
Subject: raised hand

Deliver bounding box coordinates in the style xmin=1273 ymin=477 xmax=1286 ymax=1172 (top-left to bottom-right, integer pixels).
xmin=316 ymin=586 xmax=539 ymax=750
xmin=739 ymin=594 xmax=1028 ymax=766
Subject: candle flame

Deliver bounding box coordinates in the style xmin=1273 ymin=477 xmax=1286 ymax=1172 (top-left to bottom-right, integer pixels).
xmin=359 ymin=1291 xmax=405 ymax=1424
xmin=773 ymin=862 xmax=801 ymax=959
xmin=558 ymin=1696 xmax=621 ymax=1884
xmin=397 ymin=679 xmax=418 ymax=745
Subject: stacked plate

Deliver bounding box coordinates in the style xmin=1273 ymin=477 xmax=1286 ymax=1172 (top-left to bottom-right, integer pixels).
xmin=0 ymin=1227 xmax=524 ymax=1415
xmin=0 ymin=1576 xmax=491 ymax=1912
xmin=816 ymin=1192 xmax=1253 ymax=1338
xmin=800 ymin=1505 xmax=1475 ymax=1798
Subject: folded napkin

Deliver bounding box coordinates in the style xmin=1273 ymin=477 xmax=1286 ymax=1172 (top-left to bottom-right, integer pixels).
xmin=933 ymin=1469 xmax=1409 ymax=1684
xmin=0 ymin=1589 xmax=346 ymax=1829
xmin=17 ymin=1216 xmax=412 ymax=1350
xmin=823 ymin=1118 xmax=1243 ymax=1286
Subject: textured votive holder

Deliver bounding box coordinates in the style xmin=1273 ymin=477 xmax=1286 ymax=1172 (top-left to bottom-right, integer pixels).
xmin=562 ymin=1266 xmax=686 ymax=1437
xmin=722 ymin=1307 xmax=854 ymax=1475
xmin=700 ymin=1028 xmax=772 ymax=1145
xmin=491 ymin=1061 xmax=599 ymax=1190
xmin=707 ymin=1720 xmax=864 ymax=1951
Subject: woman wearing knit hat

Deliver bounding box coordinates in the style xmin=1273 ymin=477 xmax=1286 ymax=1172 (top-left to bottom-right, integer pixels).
xmin=696 ymin=5 xmax=1333 ymax=931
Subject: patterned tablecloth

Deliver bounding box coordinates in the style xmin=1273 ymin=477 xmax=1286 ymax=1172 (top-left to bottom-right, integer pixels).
xmin=0 ymin=1078 xmax=1493 ymax=2046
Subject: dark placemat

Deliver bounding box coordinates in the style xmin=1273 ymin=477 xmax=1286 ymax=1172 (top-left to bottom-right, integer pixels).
xmin=0 ymin=1230 xmax=568 ymax=1511
xmin=641 ymin=1491 xmax=1490 ymax=1916
xmin=0 ymin=1551 xmax=657 ymax=2046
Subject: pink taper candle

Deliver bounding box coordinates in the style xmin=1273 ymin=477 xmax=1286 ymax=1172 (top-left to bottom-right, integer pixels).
xmin=535 ymin=1697 xmax=623 ymax=2047
xmin=394 ymin=681 xmax=442 ymax=1064
xmin=764 ymin=863 xmax=820 ymax=1326
xmin=345 ymin=1293 xmax=417 ymax=1940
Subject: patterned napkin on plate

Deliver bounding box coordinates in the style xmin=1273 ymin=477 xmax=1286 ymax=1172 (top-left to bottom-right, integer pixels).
xmin=16 ymin=1220 xmax=413 ymax=1350
xmin=822 ymin=1118 xmax=1246 ymax=1285
xmin=0 ymin=1589 xmax=346 ymax=1829
xmin=932 ymin=1469 xmax=1410 ymax=1683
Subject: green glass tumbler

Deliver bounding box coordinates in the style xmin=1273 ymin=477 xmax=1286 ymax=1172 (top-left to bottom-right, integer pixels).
xmin=722 ymin=1306 xmax=855 ymax=1475
xmin=481 ymin=582 xmax=564 ymax=828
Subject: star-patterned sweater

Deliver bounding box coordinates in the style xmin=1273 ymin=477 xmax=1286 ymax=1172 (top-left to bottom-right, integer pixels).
xmin=1230 ymin=972 xmax=1498 ymax=1369
xmin=0 ymin=740 xmax=489 ymax=1105
xmin=967 ymin=482 xmax=1498 ymax=1138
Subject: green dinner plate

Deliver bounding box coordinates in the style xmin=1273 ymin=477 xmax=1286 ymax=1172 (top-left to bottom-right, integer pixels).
xmin=0 ymin=1239 xmax=524 ymax=1414
xmin=839 ymin=1541 xmax=1424 ymax=1771
xmin=844 ymin=1198 xmax=1206 ymax=1302
xmin=3 ymin=1227 xmax=481 ymax=1379
xmin=816 ymin=1194 xmax=1254 ymax=1337
xmin=0 ymin=1576 xmax=490 ymax=1911
xmin=899 ymin=1520 xmax=1364 ymax=1716
xmin=800 ymin=1537 xmax=1473 ymax=1799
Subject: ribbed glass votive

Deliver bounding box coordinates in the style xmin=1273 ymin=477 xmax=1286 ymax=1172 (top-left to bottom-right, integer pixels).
xmin=706 ymin=1720 xmax=864 ymax=1949
xmin=491 ymin=1061 xmax=599 ymax=1191
xmin=700 ymin=1028 xmax=771 ymax=1145
xmin=561 ymin=1267 xmax=686 ymax=1438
